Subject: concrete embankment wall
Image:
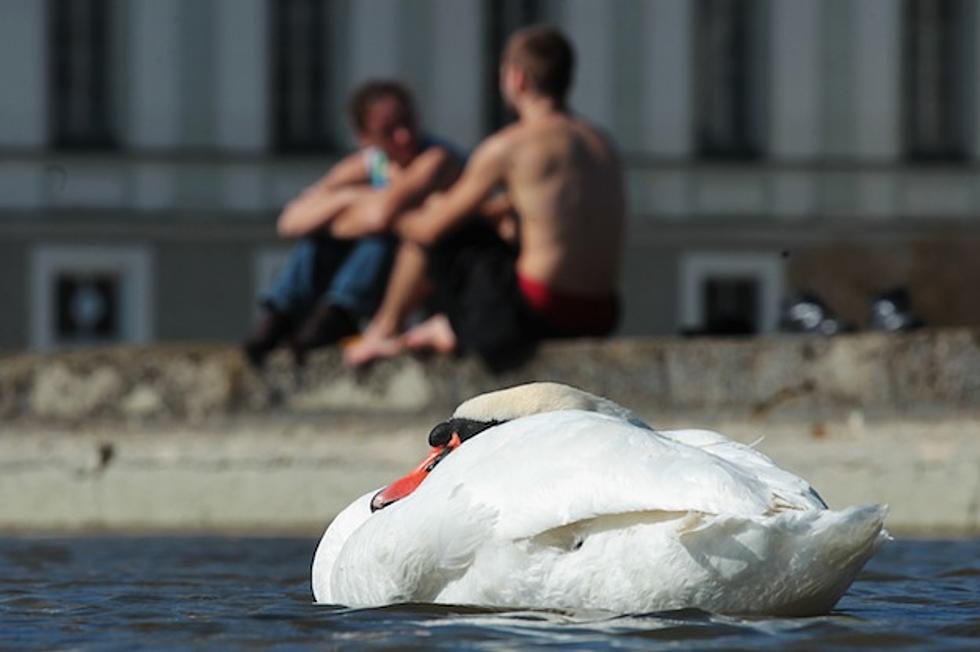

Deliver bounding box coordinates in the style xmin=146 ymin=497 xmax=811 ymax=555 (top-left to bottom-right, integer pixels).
xmin=2 ymin=329 xmax=978 ymax=535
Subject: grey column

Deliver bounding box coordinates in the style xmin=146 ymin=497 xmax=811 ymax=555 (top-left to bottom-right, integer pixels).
xmin=852 ymin=0 xmax=901 ymax=217
xmin=215 ymin=0 xmax=269 ymax=211
xmin=127 ymin=0 xmax=181 ymax=147
xmin=0 ymin=0 xmax=46 ymax=209
xmin=853 ymin=0 xmax=901 ymax=159
xmin=126 ymin=0 xmax=181 ymax=209
xmin=350 ymin=0 xmax=402 ymax=83
xmin=637 ymin=0 xmax=694 ymax=218
xmin=642 ymin=0 xmax=693 ymax=156
xmin=0 ymin=0 xmax=46 ymax=147
xmin=561 ymin=0 xmax=615 ymax=127
xmin=771 ymin=0 xmax=822 ymax=218
xmin=428 ymin=0 xmax=484 ymax=148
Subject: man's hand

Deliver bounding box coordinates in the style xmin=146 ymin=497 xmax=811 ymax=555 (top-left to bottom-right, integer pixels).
xmin=328 ymin=147 xmax=462 ymax=240
xmin=327 ymin=191 xmax=395 ymax=239
xmin=275 ymin=151 xmax=372 ymax=238
xmin=277 ymin=184 xmax=372 ymax=238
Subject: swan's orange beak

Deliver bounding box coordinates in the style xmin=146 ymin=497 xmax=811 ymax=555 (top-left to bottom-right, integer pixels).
xmin=370 ymin=433 xmax=462 ymax=512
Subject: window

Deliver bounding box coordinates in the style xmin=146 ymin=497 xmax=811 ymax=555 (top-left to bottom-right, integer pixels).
xmin=54 ymin=272 xmax=119 ymax=341
xmin=903 ymin=0 xmax=969 ymax=161
xmin=680 ymin=253 xmax=783 ymax=335
xmin=270 ymin=0 xmax=332 ymax=152
xmin=484 ymin=0 xmax=544 ymax=132
xmin=702 ymin=277 xmax=758 ymax=334
xmin=49 ymin=0 xmax=115 ymax=148
xmin=694 ymin=0 xmax=765 ymax=159
xmin=31 ymin=246 xmax=153 ymax=350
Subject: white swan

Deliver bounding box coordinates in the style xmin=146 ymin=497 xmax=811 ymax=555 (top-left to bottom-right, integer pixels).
xmin=312 ymin=382 xmax=888 ymax=616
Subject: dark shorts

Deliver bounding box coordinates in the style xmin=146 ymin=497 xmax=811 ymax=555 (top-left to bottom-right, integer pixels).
xmin=427 ymin=219 xmax=618 ymax=367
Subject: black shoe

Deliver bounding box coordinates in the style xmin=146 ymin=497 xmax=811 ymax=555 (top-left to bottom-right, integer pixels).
xmin=870 ymin=287 xmax=924 ymax=332
xmin=291 ymin=304 xmax=359 ymax=364
xmin=779 ymin=291 xmax=855 ymax=335
xmin=243 ymin=309 xmax=294 ymax=368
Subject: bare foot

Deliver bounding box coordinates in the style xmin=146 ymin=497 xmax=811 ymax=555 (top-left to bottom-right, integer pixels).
xmin=401 ymin=314 xmax=457 ymax=354
xmin=342 ymin=331 xmax=405 ymax=368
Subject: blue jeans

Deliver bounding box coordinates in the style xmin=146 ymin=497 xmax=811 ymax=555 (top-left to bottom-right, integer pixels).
xmin=260 ymin=234 xmax=397 ymax=323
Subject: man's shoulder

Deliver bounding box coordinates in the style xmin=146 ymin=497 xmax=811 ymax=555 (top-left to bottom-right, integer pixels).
xmin=572 ymin=115 xmax=620 ymax=148
xmin=474 ymin=124 xmax=525 ymax=158
xmin=487 ymin=118 xmax=569 ymax=159
xmin=498 ymin=116 xmax=586 ymax=146
xmin=496 ymin=121 xmax=528 ymax=140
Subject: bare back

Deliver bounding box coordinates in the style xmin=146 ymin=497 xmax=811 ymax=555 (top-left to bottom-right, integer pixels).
xmin=503 ymin=114 xmax=625 ymax=296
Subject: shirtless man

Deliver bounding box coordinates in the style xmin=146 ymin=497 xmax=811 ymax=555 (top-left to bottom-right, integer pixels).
xmin=344 ymin=26 xmax=625 ymax=368
xmin=243 ymin=80 xmax=462 ymax=366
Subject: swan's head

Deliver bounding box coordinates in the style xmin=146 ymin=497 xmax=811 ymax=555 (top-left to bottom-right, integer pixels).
xmin=370 ymin=383 xmax=646 ymax=511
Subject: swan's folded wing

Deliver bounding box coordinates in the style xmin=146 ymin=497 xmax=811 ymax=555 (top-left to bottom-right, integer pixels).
xmin=659 ymin=429 xmax=827 ymax=511
xmin=421 ymin=410 xmax=821 ymax=540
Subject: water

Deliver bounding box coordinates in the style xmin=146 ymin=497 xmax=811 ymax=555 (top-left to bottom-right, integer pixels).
xmin=0 ymin=536 xmax=976 ymax=650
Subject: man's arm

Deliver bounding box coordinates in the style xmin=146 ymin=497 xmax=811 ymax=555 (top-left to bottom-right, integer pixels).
xmin=327 ymin=146 xmax=461 ymax=239
xmin=276 ymin=151 xmax=371 ymax=238
xmin=393 ymin=137 xmax=508 ymax=247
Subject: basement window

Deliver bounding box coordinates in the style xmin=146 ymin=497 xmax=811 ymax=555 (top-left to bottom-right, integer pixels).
xmin=31 ymin=246 xmax=153 ymax=350
xmin=679 ymin=252 xmax=783 ymax=335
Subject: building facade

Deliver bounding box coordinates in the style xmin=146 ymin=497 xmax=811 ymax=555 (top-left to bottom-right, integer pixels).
xmin=2 ymin=0 xmax=979 ymax=351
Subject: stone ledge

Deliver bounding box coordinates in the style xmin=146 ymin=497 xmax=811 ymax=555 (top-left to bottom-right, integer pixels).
xmin=2 ymin=328 xmax=979 ymax=425
xmin=1 ymin=415 xmax=977 ymax=534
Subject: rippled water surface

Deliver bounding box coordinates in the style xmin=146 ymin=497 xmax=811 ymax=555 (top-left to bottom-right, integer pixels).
xmin=1 ymin=536 xmax=977 ymax=650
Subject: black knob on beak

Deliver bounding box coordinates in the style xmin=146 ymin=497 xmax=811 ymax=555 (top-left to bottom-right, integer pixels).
xmin=428 ymin=421 xmax=455 ymax=447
